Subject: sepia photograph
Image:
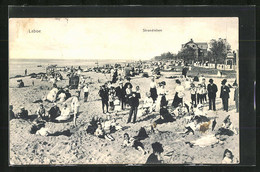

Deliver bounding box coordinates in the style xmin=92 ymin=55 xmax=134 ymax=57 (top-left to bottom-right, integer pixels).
xmin=9 ymin=17 xmax=239 ymax=165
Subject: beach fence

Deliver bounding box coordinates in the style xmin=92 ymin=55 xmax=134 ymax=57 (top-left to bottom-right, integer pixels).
xmin=194 ymin=63 xmax=236 ymax=71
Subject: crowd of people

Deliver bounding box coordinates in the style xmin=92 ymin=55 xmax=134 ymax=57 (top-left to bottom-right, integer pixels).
xmin=9 ymin=63 xmax=239 ymax=164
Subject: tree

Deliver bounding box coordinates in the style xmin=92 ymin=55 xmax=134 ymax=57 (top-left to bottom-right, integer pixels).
xmin=153 ymin=52 xmax=177 ymax=61
xmin=209 ymin=38 xmax=231 ymax=68
xmin=177 ymin=46 xmax=196 ymax=64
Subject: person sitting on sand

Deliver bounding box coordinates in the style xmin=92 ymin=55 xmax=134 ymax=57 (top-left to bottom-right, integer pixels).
xmin=146 ymin=142 xmax=164 ymax=164
xmin=16 ymin=107 xmax=29 ymax=120
xmin=122 ymin=133 xmax=146 ymax=155
xmin=48 ymin=103 xmax=61 ymax=122
xmin=216 ymin=115 xmax=237 ymax=136
xmin=184 ymin=117 xmax=200 ymax=135
xmin=46 ymin=84 xmax=59 ymax=102
xmin=86 ymin=116 xmax=99 ymax=134
xmin=9 ymin=105 xmax=16 ymax=120
xmin=57 ymin=89 xmax=66 ymax=103
xmin=222 ymin=149 xmax=238 ymax=163
xmin=36 ymin=103 xmax=48 ymax=121
xmin=142 ymin=92 xmax=155 ymax=114
xmin=102 ymin=115 xmax=122 ymax=134
xmin=173 ymin=103 xmax=189 ymax=119
xmin=94 ymin=123 xmax=115 ymax=141
xmin=56 ymin=103 xmax=71 ymax=121
xmin=193 ymin=104 xmax=207 ymax=117
xmin=153 ymin=105 xmax=175 ymax=127
xmin=18 ymin=80 xmax=24 ymax=88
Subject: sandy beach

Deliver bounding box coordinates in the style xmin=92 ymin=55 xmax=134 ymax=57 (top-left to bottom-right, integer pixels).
xmin=9 ymin=65 xmax=239 ymax=165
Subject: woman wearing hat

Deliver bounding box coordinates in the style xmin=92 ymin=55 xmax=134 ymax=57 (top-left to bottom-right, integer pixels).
xmin=172 ymin=79 xmax=185 ymax=108
xmin=155 ymin=81 xmax=167 ymax=112
xmin=220 ymin=79 xmax=230 ymax=112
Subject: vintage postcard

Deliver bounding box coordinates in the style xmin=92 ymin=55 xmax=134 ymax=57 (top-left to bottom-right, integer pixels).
xmin=9 ymin=17 xmax=239 ymax=165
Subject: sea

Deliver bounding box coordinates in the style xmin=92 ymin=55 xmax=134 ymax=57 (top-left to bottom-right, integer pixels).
xmin=9 ymin=58 xmax=133 ymax=78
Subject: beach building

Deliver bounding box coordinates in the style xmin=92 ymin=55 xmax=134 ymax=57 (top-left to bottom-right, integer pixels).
xmin=181 ymin=39 xmax=208 ymax=62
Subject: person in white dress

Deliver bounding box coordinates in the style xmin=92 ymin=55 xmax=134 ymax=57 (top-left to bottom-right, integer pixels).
xmin=155 ymin=82 xmax=167 ymax=112
xmin=71 ymin=91 xmax=80 ymax=126
xmin=46 ymin=85 xmax=59 ymax=102
xmin=56 ymin=103 xmax=71 ymax=121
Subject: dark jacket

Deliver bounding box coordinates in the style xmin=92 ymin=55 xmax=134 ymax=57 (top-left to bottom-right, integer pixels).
xmin=207 ymin=83 xmax=218 ymax=98
xmin=129 ymin=96 xmax=139 ymax=107
xmin=17 ymin=110 xmax=28 ymax=119
xmin=48 ymin=106 xmax=61 ymax=121
xmin=234 ymin=87 xmax=239 ymax=101
xmin=116 ymin=86 xmax=126 ymax=99
xmin=124 ymin=82 xmax=133 ymax=90
xmin=99 ymin=88 xmax=109 ymax=101
xmin=220 ymin=85 xmax=230 ymax=99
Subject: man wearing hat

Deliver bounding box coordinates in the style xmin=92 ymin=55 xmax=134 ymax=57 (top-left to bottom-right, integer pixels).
xmin=116 ymin=81 xmax=126 ymax=110
xmin=207 ymin=79 xmax=218 ymax=111
xmin=220 ymin=79 xmax=230 ymax=112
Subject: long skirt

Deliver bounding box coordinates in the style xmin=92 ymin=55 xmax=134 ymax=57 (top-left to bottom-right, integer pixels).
xmin=172 ymin=92 xmax=183 ymax=108
xmin=150 ymin=88 xmax=158 ymax=102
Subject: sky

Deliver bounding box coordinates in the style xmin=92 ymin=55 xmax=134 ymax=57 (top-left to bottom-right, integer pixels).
xmin=9 ymin=17 xmax=238 ymax=60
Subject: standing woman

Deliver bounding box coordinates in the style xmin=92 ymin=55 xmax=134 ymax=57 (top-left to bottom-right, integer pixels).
xmin=155 ymin=82 xmax=167 ymax=112
xmin=150 ymin=78 xmax=158 ymax=103
xmin=172 ymin=79 xmax=185 ymax=108
xmin=71 ymin=91 xmax=80 ymax=127
xmin=220 ymin=79 xmax=230 ymax=112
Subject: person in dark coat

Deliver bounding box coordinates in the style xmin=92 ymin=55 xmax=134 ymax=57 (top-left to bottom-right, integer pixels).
xmin=182 ymin=67 xmax=188 ymax=78
xmin=112 ymin=69 xmax=118 ymax=83
xmin=123 ymin=77 xmax=133 ymax=90
xmin=220 ymin=79 xmax=230 ymax=112
xmin=9 ymin=105 xmax=16 ymax=120
xmin=154 ymin=105 xmax=175 ymax=125
xmin=99 ymin=85 xmax=109 ymax=113
xmin=116 ymin=82 xmax=126 ymax=110
xmin=207 ymin=79 xmax=218 ymax=111
xmin=146 ymin=142 xmax=164 ymax=164
xmin=16 ymin=107 xmax=29 ymax=120
xmin=127 ymin=92 xmax=139 ymax=123
xmin=48 ymin=103 xmax=61 ymax=122
xmin=65 ymin=89 xmax=71 ymax=100
xmin=233 ymin=81 xmax=239 ymax=113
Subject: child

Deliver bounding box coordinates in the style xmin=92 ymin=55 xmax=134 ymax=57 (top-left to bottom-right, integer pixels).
xmin=122 ymin=133 xmax=146 ymax=155
xmin=222 ymin=149 xmax=234 ymax=163
xmin=125 ymin=84 xmax=132 ymax=106
xmin=143 ymin=92 xmax=155 ymax=114
xmin=201 ymin=78 xmax=207 ymax=103
xmin=197 ymin=84 xmax=203 ymax=105
xmin=190 ymin=83 xmax=197 ymax=106
xmin=83 ymin=84 xmax=89 ymax=102
xmin=108 ymin=88 xmax=116 ymax=111
xmin=94 ymin=123 xmax=115 ymax=141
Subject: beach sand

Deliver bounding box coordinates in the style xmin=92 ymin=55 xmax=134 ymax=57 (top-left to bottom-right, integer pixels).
xmin=9 ymin=69 xmax=239 ymax=165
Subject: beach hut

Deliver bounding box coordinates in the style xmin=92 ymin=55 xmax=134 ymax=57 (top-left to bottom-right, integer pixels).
xmin=69 ymin=75 xmax=79 ymax=89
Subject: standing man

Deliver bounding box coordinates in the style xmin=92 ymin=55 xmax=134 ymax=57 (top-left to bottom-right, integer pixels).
xmin=220 ymin=79 xmax=230 ymax=112
xmin=127 ymin=92 xmax=139 ymax=124
xmin=116 ymin=81 xmax=126 ymax=110
xmin=207 ymin=79 xmax=218 ymax=111
xmin=25 ymin=69 xmax=27 ymax=76
xmin=99 ymin=85 xmax=109 ymax=114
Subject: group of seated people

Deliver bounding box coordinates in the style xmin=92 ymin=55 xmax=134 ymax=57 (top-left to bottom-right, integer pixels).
xmin=87 ymin=115 xmax=122 ymax=141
